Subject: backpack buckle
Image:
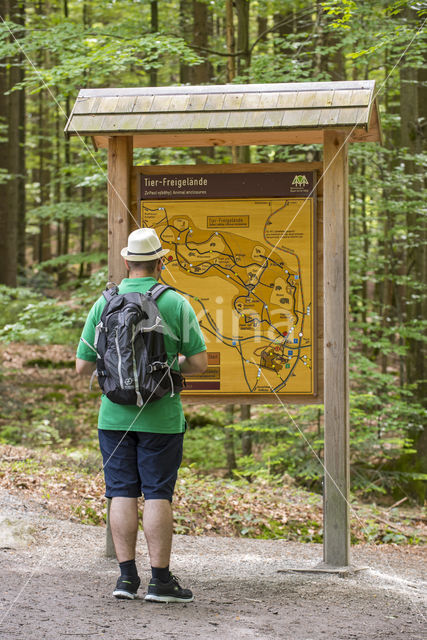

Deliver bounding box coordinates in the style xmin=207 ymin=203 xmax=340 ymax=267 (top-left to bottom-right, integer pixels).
xmin=147 ymin=362 xmax=167 ymax=373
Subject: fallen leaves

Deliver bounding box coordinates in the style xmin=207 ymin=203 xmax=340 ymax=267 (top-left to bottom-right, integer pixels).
xmin=0 ymin=344 xmax=425 ymax=546
xmin=0 ymin=443 xmax=425 ymax=545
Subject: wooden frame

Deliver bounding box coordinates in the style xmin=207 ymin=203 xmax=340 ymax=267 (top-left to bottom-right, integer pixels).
xmin=104 ymin=141 xmax=353 ymax=568
xmin=80 ymin=80 xmax=375 ymax=568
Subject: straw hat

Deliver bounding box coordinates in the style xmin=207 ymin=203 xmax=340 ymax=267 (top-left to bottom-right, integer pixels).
xmin=120 ymin=228 xmax=169 ymax=262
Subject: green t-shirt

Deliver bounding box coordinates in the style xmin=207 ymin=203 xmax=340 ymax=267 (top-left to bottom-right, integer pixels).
xmin=76 ymin=277 xmax=206 ymax=433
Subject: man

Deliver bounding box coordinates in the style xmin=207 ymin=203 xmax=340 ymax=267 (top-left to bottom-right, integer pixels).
xmin=76 ymin=227 xmax=207 ymax=602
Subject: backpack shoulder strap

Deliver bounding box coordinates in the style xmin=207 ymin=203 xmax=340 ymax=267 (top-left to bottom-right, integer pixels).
xmin=102 ymin=283 xmax=119 ymax=304
xmin=146 ymin=283 xmax=174 ymax=302
xmin=99 ymin=284 xmax=120 ymax=324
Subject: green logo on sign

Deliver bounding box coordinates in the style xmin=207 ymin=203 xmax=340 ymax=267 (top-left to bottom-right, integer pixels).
xmin=292 ymin=175 xmax=309 ymax=187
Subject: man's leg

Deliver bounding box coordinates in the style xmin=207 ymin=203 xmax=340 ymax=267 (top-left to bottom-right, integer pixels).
xmin=138 ymin=433 xmax=193 ymax=603
xmin=143 ymin=498 xmax=193 ymax=603
xmin=98 ymin=430 xmax=142 ymax=599
xmin=110 ymin=496 xmax=139 ymax=562
xmin=143 ymin=498 xmax=173 ymax=568
xmin=110 ymin=496 xmax=141 ymax=599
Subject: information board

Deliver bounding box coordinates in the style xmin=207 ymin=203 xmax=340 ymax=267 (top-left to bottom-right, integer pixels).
xmin=140 ymin=171 xmax=317 ymax=398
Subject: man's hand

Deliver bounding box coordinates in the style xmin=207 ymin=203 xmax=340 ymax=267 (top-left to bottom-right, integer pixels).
xmin=76 ymin=358 xmax=96 ymax=376
xmin=179 ymin=351 xmax=208 ymax=376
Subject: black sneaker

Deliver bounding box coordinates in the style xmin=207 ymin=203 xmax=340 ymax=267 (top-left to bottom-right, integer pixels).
xmin=113 ymin=575 xmax=141 ymax=600
xmin=144 ymin=574 xmax=194 ymax=603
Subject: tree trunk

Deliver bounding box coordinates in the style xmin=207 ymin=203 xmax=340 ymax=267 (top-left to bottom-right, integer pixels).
xmin=399 ymin=6 xmax=426 ymax=475
xmin=10 ymin=0 xmax=26 ymax=276
xmin=59 ymin=93 xmax=71 ymax=283
xmin=0 ymin=0 xmax=17 ymax=286
xmin=225 ymin=0 xmax=235 ymax=82
xmin=235 ymin=0 xmax=250 ymax=76
xmin=225 ymin=0 xmax=238 ymax=163
xmin=149 ymin=1 xmax=158 ymax=87
xmin=179 ymin=0 xmax=192 ymax=84
xmin=235 ymin=0 xmax=250 ymax=163
xmin=327 ymin=17 xmax=346 ymax=81
xmin=148 ymin=1 xmax=161 ymax=165
xmin=273 ymin=10 xmax=294 ymax=56
xmin=240 ymin=404 xmax=252 ymax=456
xmin=37 ymin=87 xmax=52 ymax=264
xmin=224 ymin=404 xmax=237 ymax=476
xmin=191 ymin=0 xmax=214 ymax=164
xmin=312 ymin=0 xmax=324 ymax=78
xmin=191 ymin=0 xmax=210 ymax=85
xmin=35 ymin=0 xmax=51 ymax=265
xmin=417 ymin=40 xmax=427 ymax=411
xmin=256 ymin=15 xmax=268 ymax=51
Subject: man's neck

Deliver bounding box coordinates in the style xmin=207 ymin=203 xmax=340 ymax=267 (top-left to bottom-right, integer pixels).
xmin=128 ymin=271 xmax=158 ymax=280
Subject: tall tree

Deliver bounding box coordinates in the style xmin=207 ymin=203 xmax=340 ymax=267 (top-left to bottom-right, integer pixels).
xmin=235 ymin=0 xmax=250 ymax=76
xmin=399 ymin=6 xmax=427 ymax=469
xmin=179 ymin=0 xmax=192 ymax=84
xmin=235 ymin=0 xmax=250 ymax=163
xmin=9 ymin=0 xmax=25 ymax=276
xmin=149 ymin=1 xmax=158 ymax=87
xmin=0 ymin=0 xmax=17 ymax=286
xmin=191 ymin=0 xmax=210 ymax=85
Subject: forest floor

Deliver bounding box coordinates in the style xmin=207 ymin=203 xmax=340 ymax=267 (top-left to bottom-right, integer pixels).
xmin=0 ymin=487 xmax=426 ymax=640
xmin=0 ymin=342 xmax=426 ymax=544
xmin=0 ymin=343 xmax=426 ymax=638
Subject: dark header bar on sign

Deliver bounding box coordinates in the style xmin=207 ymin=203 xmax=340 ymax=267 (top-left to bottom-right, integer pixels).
xmin=140 ymin=172 xmax=316 ymax=200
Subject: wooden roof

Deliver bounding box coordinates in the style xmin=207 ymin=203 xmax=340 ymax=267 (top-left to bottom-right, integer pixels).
xmin=64 ymin=81 xmax=382 ymax=149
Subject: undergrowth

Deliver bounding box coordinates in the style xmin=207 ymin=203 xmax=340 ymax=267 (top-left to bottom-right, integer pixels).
xmin=0 ymin=445 xmax=424 ymax=545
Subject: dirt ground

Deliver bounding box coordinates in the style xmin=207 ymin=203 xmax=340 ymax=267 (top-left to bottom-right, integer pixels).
xmin=0 ymin=489 xmax=425 ymax=640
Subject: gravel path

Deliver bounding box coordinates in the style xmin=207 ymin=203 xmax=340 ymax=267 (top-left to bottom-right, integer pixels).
xmin=0 ymin=489 xmax=426 ymax=640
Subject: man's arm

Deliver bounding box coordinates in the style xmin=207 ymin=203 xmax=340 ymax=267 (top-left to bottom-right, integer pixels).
xmin=179 ymin=351 xmax=208 ymax=376
xmin=76 ymin=358 xmax=96 ymax=376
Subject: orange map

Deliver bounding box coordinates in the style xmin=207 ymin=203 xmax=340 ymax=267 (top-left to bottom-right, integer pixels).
xmin=141 ymin=197 xmax=315 ymax=396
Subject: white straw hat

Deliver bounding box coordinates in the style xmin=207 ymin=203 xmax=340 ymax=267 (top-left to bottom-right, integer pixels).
xmin=121 ymin=228 xmax=169 ymax=262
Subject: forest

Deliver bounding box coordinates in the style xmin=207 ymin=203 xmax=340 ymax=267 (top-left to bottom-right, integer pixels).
xmin=0 ymin=1 xmax=426 ymax=543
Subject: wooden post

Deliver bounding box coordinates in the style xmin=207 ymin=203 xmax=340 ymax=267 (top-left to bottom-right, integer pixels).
xmin=322 ymin=130 xmax=350 ymax=567
xmin=106 ymin=136 xmax=132 ymax=556
xmin=107 ymin=136 xmax=132 ymax=284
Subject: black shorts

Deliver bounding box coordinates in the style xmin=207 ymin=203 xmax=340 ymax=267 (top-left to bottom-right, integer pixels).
xmin=98 ymin=429 xmax=184 ymax=501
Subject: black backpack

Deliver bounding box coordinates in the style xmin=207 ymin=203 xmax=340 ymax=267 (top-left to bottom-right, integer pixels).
xmin=94 ymin=282 xmax=184 ymax=407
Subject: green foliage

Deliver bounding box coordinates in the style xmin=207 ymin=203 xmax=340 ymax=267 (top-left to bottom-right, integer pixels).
xmin=185 ymin=380 xmax=425 ymax=500
xmin=0 ymin=417 xmax=62 ymax=447
xmin=37 ymin=251 xmax=107 ymax=271
xmin=72 ymin=267 xmax=109 ymax=303
xmin=0 ymin=274 xmax=118 ymax=345
xmin=0 ymin=16 xmax=203 ymax=96
xmin=183 ymin=425 xmax=228 ymax=471
xmin=321 ymin=1 xmax=357 ymax=29
xmin=0 ymin=284 xmax=44 ymax=315
xmin=29 ymin=202 xmax=106 ymax=223
xmin=72 ymin=501 xmax=105 ymax=526
xmin=0 ymin=286 xmax=74 ymax=344
xmin=360 ymin=518 xmax=422 ymax=545
xmin=0 ymin=295 xmax=83 ymax=345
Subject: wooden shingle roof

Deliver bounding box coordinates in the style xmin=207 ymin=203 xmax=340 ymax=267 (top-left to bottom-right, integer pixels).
xmin=64 ymin=81 xmax=382 ymax=149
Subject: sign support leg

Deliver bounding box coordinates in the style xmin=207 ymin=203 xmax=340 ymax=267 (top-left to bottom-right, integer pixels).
xmin=107 ymin=136 xmax=132 ymax=284
xmin=322 ymin=130 xmax=350 ymax=567
xmin=105 ymin=136 xmax=132 ymax=555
